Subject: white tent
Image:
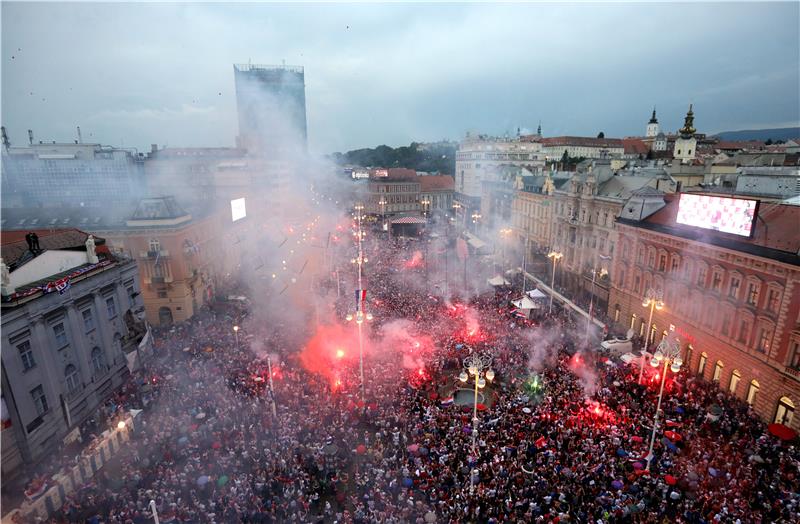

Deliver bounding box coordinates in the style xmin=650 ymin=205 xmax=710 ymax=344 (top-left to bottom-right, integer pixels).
xmin=511 ymin=296 xmax=540 ymax=310
xmin=488 ymin=275 xmax=511 ymax=287
xmin=527 ymin=289 xmax=547 ymax=300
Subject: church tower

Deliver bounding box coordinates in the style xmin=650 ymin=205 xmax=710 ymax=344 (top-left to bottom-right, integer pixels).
xmin=646 ymin=107 xmax=659 ymax=138
xmin=673 ymin=104 xmax=697 ymax=163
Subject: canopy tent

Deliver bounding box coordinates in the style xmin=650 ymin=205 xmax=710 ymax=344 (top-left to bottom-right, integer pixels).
xmin=511 ymin=296 xmax=540 ymax=310
xmin=488 ymin=275 xmax=511 ymax=287
xmin=527 ymin=289 xmax=547 ymax=300
xmin=390 ymin=216 xmax=427 ymax=225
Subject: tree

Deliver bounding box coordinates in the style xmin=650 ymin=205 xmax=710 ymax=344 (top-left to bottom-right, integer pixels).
xmin=597 ymin=131 xmax=605 ymax=139
xmin=561 ymin=149 xmax=569 ymax=164
xmin=765 ymin=138 xmax=773 ymax=145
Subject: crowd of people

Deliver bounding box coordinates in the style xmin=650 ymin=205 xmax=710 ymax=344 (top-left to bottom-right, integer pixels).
xmin=31 ymin=229 xmax=799 ymax=523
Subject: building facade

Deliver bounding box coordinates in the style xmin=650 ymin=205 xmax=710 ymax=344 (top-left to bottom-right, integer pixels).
xmin=1 ymin=140 xmax=145 ymax=209
xmin=540 ymin=137 xmax=625 ymax=161
xmin=455 ymin=134 xmax=545 ymax=198
xmin=418 ymin=175 xmax=455 ymax=217
xmin=1 ymin=229 xmax=147 ymax=482
xmin=233 ymin=63 xmax=308 ymax=155
xmin=365 ymin=169 xmax=422 ymax=218
xmin=609 ymin=195 xmax=800 ymax=430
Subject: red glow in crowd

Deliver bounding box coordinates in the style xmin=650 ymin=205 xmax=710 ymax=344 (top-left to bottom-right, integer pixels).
xmin=300 ymin=324 xmax=362 ymax=390
xmin=403 ymin=250 xmax=424 ymax=269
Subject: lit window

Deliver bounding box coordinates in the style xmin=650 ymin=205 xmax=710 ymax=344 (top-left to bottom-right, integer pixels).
xmin=698 ymin=352 xmax=708 ymax=376
xmin=713 ymin=360 xmax=723 ymax=382
xmin=774 ymin=396 xmax=795 ymax=426
xmin=729 ymin=370 xmax=741 ymax=395
xmin=746 ymin=380 xmax=759 ymax=406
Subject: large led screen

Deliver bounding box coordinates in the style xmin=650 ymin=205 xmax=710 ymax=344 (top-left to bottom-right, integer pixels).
xmin=676 ymin=194 xmax=757 ymax=237
xmin=231 ymin=198 xmax=247 ymax=222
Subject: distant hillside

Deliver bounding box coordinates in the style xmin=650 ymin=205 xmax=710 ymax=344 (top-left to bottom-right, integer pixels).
xmin=713 ymin=127 xmax=799 ymax=142
xmin=330 ymin=142 xmax=457 ymax=175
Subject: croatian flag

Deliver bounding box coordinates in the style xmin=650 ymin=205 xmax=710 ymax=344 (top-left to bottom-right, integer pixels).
xmin=534 ymin=436 xmax=547 ymax=448
xmin=55 ymin=277 xmax=71 ymax=295
xmin=355 ymin=289 xmax=367 ymax=305
xmin=440 ymin=397 xmax=454 ymax=406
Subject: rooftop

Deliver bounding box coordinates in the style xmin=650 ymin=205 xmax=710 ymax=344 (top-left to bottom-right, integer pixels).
xmin=419 ymin=175 xmax=454 ymax=192
xmin=618 ymin=193 xmax=800 ymax=265
xmin=541 ymin=136 xmax=625 ymax=148
xmin=1 ymin=229 xmax=106 ymax=270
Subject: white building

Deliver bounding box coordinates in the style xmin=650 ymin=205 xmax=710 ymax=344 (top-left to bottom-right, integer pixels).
xmin=540 ymin=137 xmax=625 ymax=161
xmin=674 ymin=105 xmax=698 ymax=164
xmin=455 ymin=134 xmax=545 ymax=198
xmin=646 ymin=108 xmax=660 ymax=138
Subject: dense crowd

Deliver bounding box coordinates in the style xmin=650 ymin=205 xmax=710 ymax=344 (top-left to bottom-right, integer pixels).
xmin=32 ymin=231 xmax=800 ymax=523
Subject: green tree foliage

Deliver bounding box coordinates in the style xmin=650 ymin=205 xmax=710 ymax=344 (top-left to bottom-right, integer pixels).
xmin=330 ymin=142 xmax=457 ymax=174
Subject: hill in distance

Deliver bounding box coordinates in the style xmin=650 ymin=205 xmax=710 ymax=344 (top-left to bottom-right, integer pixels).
xmin=713 ymin=127 xmax=799 ymax=142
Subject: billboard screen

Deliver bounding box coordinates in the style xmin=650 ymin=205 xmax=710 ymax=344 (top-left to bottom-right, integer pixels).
xmin=676 ymin=194 xmax=757 ymax=237
xmin=231 ymin=198 xmax=247 ymax=222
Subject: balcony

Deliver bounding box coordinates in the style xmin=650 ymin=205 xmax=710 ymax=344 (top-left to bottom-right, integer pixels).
xmin=138 ymin=250 xmax=170 ymax=259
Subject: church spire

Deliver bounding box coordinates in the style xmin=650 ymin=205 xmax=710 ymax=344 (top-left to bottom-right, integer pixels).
xmin=649 ymin=107 xmax=658 ymax=124
xmin=537 ymin=121 xmax=542 ymax=136
xmin=679 ymin=104 xmax=696 ymax=137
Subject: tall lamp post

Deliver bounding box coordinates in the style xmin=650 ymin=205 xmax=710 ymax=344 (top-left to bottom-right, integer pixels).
xmin=645 ymin=338 xmax=682 ymax=471
xmin=233 ymin=325 xmax=239 ymax=348
xmin=547 ymin=250 xmax=563 ymax=314
xmin=378 ymin=198 xmax=387 ymax=231
xmin=586 ymin=266 xmax=609 ymax=339
xmin=346 ymin=203 xmax=373 ymax=404
xmin=458 ymin=351 xmax=494 ymax=495
xmin=471 ymin=212 xmax=482 ymax=233
xmin=638 ymin=288 xmax=664 ymax=384
xmin=421 ymin=197 xmax=431 ymax=219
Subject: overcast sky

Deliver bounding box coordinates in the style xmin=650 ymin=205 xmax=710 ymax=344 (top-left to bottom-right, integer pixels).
xmin=2 ymin=2 xmax=799 ymax=154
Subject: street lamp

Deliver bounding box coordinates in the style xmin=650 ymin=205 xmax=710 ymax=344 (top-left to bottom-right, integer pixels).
xmin=421 ymin=197 xmax=431 ymax=218
xmin=586 ymin=266 xmax=609 ymax=339
xmin=233 ymin=325 xmax=240 ymax=348
xmin=458 ymin=351 xmax=494 ymax=495
xmin=547 ymin=250 xmax=563 ymax=314
xmin=638 ymin=288 xmax=664 ymax=384
xmin=471 ymin=212 xmax=482 ymax=233
xmin=378 ymin=198 xmax=387 ymax=231
xmin=645 ymin=338 xmax=682 ymax=471
xmin=346 ymin=203 xmax=373 ymax=404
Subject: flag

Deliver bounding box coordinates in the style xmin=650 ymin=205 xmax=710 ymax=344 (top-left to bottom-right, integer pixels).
xmin=534 ymin=436 xmax=547 ymax=448
xmin=355 ymin=289 xmax=366 ymax=304
xmin=55 ymin=277 xmax=71 ymax=295
xmin=440 ymin=397 xmax=454 ymax=406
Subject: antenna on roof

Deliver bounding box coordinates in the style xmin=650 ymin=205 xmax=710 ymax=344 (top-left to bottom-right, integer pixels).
xmin=28 ymin=129 xmax=34 ymax=145
xmin=1 ymin=126 xmax=9 ymax=151
xmin=77 ymin=126 xmax=83 ymax=144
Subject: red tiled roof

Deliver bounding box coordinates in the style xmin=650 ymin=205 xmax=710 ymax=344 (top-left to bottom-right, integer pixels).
xmin=541 ymin=136 xmax=625 ymax=148
xmin=622 ymin=138 xmax=649 ymax=155
xmin=641 ymin=194 xmax=800 ymax=254
xmin=419 ymin=175 xmax=455 ymax=192
xmin=386 ymin=168 xmax=418 ymax=180
xmin=1 ymin=229 xmax=106 ymax=268
xmin=714 ymin=141 xmax=766 ymax=151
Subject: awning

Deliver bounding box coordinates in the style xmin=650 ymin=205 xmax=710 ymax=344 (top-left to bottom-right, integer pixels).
xmin=527 ymin=289 xmax=547 ymax=300
xmin=511 ymin=296 xmax=540 ymax=310
xmin=488 ymin=276 xmax=511 ymax=287
xmin=468 ymin=237 xmax=487 ymax=250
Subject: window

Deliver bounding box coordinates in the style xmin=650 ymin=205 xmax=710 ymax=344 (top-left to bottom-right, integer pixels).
xmin=757 ymin=325 xmax=773 ymax=353
xmin=696 ymin=265 xmax=707 ymax=287
xmin=670 ymin=256 xmax=679 ymax=273
xmin=790 ymin=340 xmax=800 ymax=370
xmin=148 ymin=238 xmax=161 ymax=253
xmin=82 ymin=308 xmax=94 ymax=332
xmin=712 ymin=361 xmax=723 ymax=382
xmin=766 ymin=288 xmax=781 ymax=313
xmin=711 ymin=271 xmax=723 ymax=292
xmin=91 ymin=347 xmax=105 ymax=373
xmin=630 ymin=314 xmax=637 ymax=331
xmin=614 ymin=305 xmax=620 ymax=323
xmin=658 ymin=254 xmax=667 ymax=272
xmin=774 ymin=397 xmax=795 ymax=426
xmin=698 ymin=352 xmax=708 ymax=376
xmin=746 ymin=380 xmax=759 ymax=406
xmin=729 ymin=370 xmax=741 ymax=395
xmin=65 ymin=364 xmax=81 ymax=394
xmin=637 ymin=247 xmax=644 ymax=265
xmin=721 ymin=315 xmax=731 ymax=337
xmin=53 ymin=322 xmax=68 ymax=348
xmin=728 ymin=276 xmax=741 ymax=299
xmin=647 ymin=249 xmax=655 ymax=268
xmin=18 ymin=340 xmax=36 ymax=371
xmin=737 ymin=319 xmax=750 ymax=344
xmin=746 ymin=281 xmax=760 ymax=307
xmin=685 ymin=345 xmax=694 ymax=369
xmin=31 ymin=385 xmax=48 ymax=416
xmin=106 ymin=297 xmax=117 ymax=319
xmin=127 ymin=286 xmax=136 ymax=307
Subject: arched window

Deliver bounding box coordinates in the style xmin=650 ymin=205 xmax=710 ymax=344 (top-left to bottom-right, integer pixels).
xmin=774 ymin=396 xmax=795 ymax=426
xmin=729 ymin=370 xmax=741 ymax=395
xmin=713 ymin=360 xmax=724 ymax=383
xmin=91 ymin=347 xmax=106 ymax=373
xmin=746 ymin=380 xmax=760 ymax=406
xmin=65 ymin=364 xmax=81 ymax=394
xmin=685 ymin=344 xmax=694 ymax=369
xmin=698 ymin=352 xmax=708 ymax=376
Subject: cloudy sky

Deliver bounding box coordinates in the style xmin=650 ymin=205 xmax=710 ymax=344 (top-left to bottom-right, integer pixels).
xmin=2 ymin=1 xmax=798 ymax=154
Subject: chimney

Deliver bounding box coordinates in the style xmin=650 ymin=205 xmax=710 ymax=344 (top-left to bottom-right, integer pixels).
xmin=151 ymin=144 xmax=158 ymax=154
xmin=28 ymin=129 xmax=34 ymax=145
